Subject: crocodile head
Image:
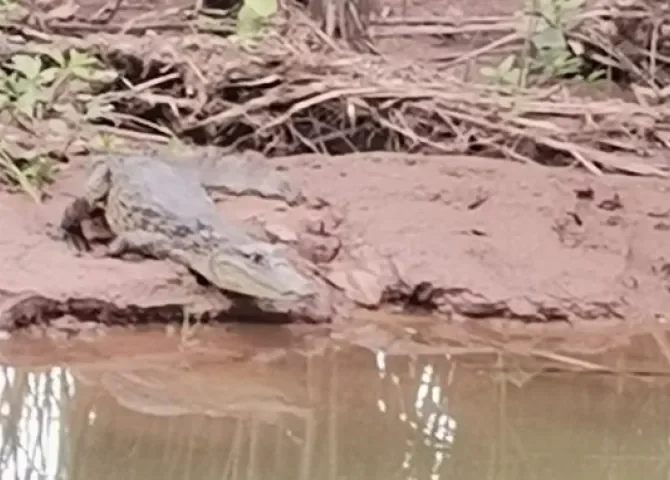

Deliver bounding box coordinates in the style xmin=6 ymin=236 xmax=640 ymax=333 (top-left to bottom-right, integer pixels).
xmin=207 ymin=243 xmax=316 ymax=300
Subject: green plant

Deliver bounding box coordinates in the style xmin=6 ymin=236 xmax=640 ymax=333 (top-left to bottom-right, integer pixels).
xmin=481 ymin=0 xmax=605 ymax=86
xmin=0 ymin=48 xmax=116 ymax=120
xmin=0 ymin=141 xmax=56 ymax=201
xmin=480 ymin=54 xmax=523 ymax=87
xmin=0 ymin=0 xmax=21 ymax=16
xmin=0 ymin=48 xmax=117 ymax=201
xmin=236 ymin=0 xmax=277 ymax=38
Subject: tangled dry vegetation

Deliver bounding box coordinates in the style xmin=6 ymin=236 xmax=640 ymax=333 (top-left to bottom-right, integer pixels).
xmin=0 ymin=0 xmax=669 ymax=198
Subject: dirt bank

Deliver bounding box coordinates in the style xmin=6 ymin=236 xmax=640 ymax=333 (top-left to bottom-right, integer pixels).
xmin=3 ymin=152 xmax=670 ymax=329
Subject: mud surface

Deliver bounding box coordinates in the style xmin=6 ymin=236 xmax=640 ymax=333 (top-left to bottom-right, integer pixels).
xmin=4 ymin=152 xmax=670 ymax=328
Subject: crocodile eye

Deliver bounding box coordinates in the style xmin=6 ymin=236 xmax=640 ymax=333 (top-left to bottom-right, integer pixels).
xmin=246 ymin=252 xmax=264 ymax=264
xmin=238 ymin=247 xmax=268 ymax=265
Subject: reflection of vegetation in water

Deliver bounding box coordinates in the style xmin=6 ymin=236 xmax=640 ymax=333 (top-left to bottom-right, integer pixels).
xmin=373 ymin=350 xmax=457 ymax=476
xmin=0 ymin=361 xmax=316 ymax=480
xmin=7 ymin=339 xmax=670 ymax=480
xmin=0 ymin=348 xmax=464 ymax=480
xmin=0 ymin=366 xmax=75 ymax=478
xmin=0 ymin=349 xmax=461 ymax=480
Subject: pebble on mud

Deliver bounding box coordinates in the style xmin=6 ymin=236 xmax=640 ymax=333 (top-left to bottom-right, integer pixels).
xmin=505 ymin=296 xmax=541 ymax=321
xmin=297 ymin=232 xmax=341 ymax=264
xmin=264 ymin=223 xmax=298 ymax=243
xmin=326 ymin=268 xmax=384 ymax=308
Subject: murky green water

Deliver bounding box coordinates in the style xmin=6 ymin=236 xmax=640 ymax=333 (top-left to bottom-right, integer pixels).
xmin=2 ymin=323 xmax=670 ymax=480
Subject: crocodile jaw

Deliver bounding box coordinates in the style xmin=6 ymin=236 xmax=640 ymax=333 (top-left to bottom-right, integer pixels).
xmin=208 ymin=244 xmax=316 ymax=300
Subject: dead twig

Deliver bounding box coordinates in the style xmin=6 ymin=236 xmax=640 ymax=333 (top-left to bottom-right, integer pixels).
xmin=6 ymin=4 xmax=665 ymax=178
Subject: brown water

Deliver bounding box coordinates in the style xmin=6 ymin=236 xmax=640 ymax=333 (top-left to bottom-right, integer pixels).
xmin=2 ymin=322 xmax=670 ymax=480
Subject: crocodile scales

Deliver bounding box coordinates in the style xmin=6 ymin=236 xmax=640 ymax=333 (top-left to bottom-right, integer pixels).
xmin=59 ymin=150 xmax=316 ymax=300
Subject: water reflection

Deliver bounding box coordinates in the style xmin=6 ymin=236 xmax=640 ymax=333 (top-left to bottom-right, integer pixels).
xmin=375 ymin=350 xmax=457 ymax=478
xmin=1 ymin=327 xmax=670 ymax=480
xmin=0 ymin=366 xmax=73 ymax=479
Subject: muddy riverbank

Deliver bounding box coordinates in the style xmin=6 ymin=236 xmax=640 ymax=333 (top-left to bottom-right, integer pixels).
xmin=3 ymin=152 xmax=670 ymax=329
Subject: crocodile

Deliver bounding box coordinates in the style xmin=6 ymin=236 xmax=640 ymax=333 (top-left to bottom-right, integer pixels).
xmin=59 ymin=150 xmax=316 ymax=301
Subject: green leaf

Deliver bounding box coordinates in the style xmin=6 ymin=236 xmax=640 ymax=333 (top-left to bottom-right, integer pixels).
xmin=77 ymin=68 xmax=117 ymax=83
xmin=11 ymin=76 xmax=32 ymax=94
xmin=561 ymin=0 xmax=584 ymax=18
xmin=15 ymin=91 xmax=38 ymax=117
xmin=22 ymin=156 xmax=55 ymax=187
xmin=68 ymin=49 xmax=97 ymax=68
xmin=38 ymin=66 xmax=60 ymax=84
xmin=532 ymin=28 xmax=566 ymax=50
xmin=30 ymin=45 xmax=66 ymax=67
xmin=480 ymin=66 xmax=497 ymax=77
xmin=236 ymin=4 xmax=265 ymax=37
xmin=498 ymin=54 xmax=517 ymax=73
xmin=0 ymin=151 xmax=42 ymax=203
xmin=9 ymin=55 xmax=43 ymax=79
xmin=564 ymin=0 xmax=585 ymax=8
xmin=502 ymin=68 xmax=521 ymax=85
xmin=244 ymin=0 xmax=277 ymax=18
xmin=46 ymin=48 xmax=66 ymax=67
xmin=586 ymin=69 xmax=606 ymax=82
xmin=70 ymin=66 xmax=97 ymax=82
xmin=551 ymin=50 xmax=570 ymax=66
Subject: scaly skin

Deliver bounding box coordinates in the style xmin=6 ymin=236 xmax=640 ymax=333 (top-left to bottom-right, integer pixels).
xmin=60 ymin=154 xmax=315 ymax=300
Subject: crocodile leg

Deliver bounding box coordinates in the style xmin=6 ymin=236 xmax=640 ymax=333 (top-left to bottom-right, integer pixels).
xmin=83 ymin=159 xmax=114 ymax=203
xmin=102 ymin=231 xmax=213 ymax=286
xmin=59 ymin=161 xmax=114 ymax=252
xmin=59 ymin=197 xmax=95 ymax=252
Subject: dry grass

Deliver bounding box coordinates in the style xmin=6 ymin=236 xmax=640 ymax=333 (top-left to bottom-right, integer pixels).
xmin=84 ymin=5 xmax=670 ymax=176
xmin=0 ymin=0 xmax=669 ymax=180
